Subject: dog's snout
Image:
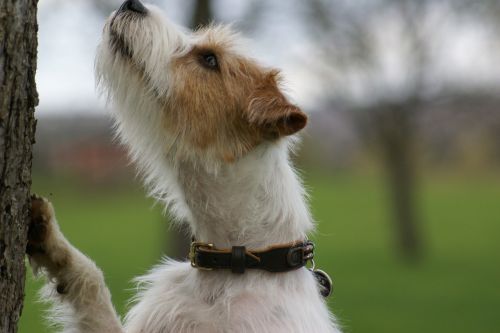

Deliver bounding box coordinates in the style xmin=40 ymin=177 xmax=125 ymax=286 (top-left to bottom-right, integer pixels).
xmin=118 ymin=0 xmax=147 ymax=15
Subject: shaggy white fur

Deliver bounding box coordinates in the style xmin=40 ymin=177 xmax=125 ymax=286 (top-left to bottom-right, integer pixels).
xmin=28 ymin=1 xmax=341 ymax=332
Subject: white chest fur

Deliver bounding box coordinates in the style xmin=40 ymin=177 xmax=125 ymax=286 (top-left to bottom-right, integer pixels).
xmin=124 ymin=260 xmax=339 ymax=333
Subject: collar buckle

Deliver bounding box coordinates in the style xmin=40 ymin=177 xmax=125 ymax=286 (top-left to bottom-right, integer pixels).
xmin=189 ymin=241 xmax=214 ymax=270
xmin=286 ymin=241 xmax=315 ymax=268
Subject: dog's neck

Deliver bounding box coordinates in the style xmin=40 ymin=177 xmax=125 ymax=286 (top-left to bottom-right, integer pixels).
xmin=175 ymin=141 xmax=314 ymax=249
xmin=110 ymin=100 xmax=313 ymax=249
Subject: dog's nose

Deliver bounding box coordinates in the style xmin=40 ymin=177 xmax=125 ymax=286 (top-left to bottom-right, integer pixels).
xmin=118 ymin=0 xmax=147 ymax=14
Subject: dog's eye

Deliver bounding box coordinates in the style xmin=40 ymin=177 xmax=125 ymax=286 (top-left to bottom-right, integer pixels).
xmin=200 ymin=52 xmax=219 ymax=70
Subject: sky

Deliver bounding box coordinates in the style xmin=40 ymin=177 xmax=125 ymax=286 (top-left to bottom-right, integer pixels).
xmin=37 ymin=0 xmax=104 ymax=114
xmin=36 ymin=0 xmax=500 ymax=115
xmin=36 ymin=0 xmax=319 ymax=115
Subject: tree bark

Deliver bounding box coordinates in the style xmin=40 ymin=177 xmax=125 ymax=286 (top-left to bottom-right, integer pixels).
xmin=0 ymin=0 xmax=38 ymax=332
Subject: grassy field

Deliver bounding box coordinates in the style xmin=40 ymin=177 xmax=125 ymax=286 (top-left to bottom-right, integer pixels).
xmin=19 ymin=171 xmax=500 ymax=333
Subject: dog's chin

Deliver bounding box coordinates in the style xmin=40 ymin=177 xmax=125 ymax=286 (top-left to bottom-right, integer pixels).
xmin=109 ymin=30 xmax=133 ymax=60
xmin=99 ymin=5 xmax=189 ymax=100
xmin=102 ymin=12 xmax=165 ymax=100
xmin=107 ymin=12 xmax=142 ymax=61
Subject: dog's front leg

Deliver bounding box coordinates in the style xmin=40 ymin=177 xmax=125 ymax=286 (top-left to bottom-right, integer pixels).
xmin=27 ymin=195 xmax=124 ymax=333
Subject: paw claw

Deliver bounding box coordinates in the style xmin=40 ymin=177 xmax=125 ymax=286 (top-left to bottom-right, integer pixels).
xmin=27 ymin=195 xmax=70 ymax=276
xmin=27 ymin=195 xmax=54 ymax=255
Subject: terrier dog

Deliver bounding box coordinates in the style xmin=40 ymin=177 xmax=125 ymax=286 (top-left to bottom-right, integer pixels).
xmin=27 ymin=0 xmax=340 ymax=332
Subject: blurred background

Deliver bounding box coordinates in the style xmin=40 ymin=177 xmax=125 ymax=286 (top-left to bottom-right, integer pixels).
xmin=20 ymin=0 xmax=500 ymax=332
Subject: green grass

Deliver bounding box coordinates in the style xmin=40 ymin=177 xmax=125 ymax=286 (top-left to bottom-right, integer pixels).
xmin=19 ymin=171 xmax=500 ymax=333
xmin=307 ymin=171 xmax=500 ymax=333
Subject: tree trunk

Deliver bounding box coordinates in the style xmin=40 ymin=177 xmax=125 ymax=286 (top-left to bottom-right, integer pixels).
xmin=190 ymin=0 xmax=213 ymax=30
xmin=0 ymin=0 xmax=39 ymax=332
xmin=375 ymin=104 xmax=421 ymax=261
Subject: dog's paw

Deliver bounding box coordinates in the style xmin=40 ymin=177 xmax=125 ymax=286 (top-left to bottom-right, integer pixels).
xmin=27 ymin=195 xmax=69 ymax=274
xmin=27 ymin=195 xmax=54 ymax=255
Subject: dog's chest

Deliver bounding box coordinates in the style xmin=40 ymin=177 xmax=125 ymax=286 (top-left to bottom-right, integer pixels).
xmin=124 ymin=262 xmax=337 ymax=333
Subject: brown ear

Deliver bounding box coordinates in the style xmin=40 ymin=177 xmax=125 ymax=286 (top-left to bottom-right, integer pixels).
xmin=247 ymin=73 xmax=307 ymax=138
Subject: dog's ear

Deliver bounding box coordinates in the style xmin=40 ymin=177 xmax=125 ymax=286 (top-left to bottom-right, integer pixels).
xmin=247 ymin=71 xmax=307 ymax=138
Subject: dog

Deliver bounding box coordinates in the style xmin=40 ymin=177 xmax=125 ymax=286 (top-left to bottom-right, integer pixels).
xmin=27 ymin=0 xmax=340 ymax=332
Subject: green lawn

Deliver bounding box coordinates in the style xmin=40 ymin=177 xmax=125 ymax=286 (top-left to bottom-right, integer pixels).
xmin=19 ymin=171 xmax=500 ymax=333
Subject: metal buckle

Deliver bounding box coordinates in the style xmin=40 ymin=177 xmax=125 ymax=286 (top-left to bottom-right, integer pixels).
xmin=286 ymin=241 xmax=313 ymax=268
xmin=189 ymin=241 xmax=214 ymax=270
xmin=304 ymin=240 xmax=315 ymax=262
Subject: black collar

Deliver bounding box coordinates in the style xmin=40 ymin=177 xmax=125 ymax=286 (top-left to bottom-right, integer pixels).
xmin=188 ymin=239 xmax=333 ymax=298
xmin=189 ymin=240 xmax=314 ymax=274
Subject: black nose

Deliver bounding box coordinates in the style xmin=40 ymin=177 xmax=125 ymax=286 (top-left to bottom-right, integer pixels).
xmin=118 ymin=0 xmax=147 ymax=14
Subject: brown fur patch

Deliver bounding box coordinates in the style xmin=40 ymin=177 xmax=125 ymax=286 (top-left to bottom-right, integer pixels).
xmin=247 ymin=71 xmax=307 ymax=138
xmin=165 ymin=38 xmax=307 ymax=162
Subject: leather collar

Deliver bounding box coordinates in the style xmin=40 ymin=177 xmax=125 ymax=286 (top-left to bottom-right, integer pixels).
xmin=189 ymin=240 xmax=314 ymax=274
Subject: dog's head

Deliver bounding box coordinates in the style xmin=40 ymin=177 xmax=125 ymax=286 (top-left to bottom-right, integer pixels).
xmin=96 ymin=0 xmax=307 ymax=165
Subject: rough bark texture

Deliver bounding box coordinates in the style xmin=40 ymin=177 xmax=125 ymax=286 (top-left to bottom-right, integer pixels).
xmin=0 ymin=0 xmax=38 ymax=332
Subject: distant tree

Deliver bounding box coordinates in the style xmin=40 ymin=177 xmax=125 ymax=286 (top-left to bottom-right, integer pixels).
xmin=190 ymin=0 xmax=213 ymax=30
xmin=301 ymin=0 xmax=500 ymax=261
xmin=0 ymin=0 xmax=38 ymax=332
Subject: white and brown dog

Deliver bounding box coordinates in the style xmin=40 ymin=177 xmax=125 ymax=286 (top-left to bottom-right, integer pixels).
xmin=27 ymin=0 xmax=340 ymax=332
